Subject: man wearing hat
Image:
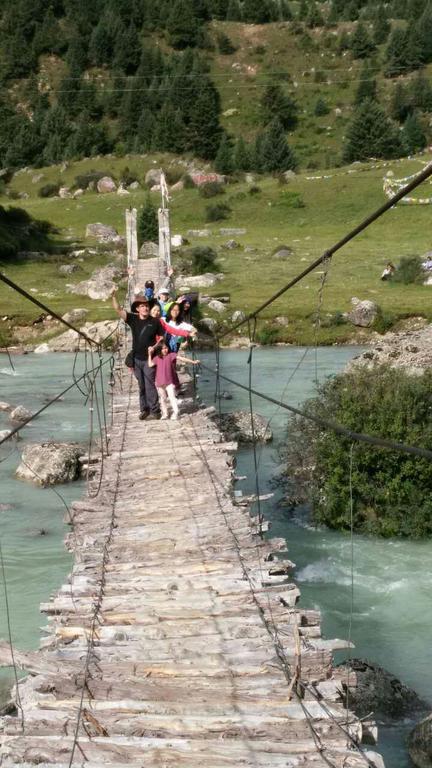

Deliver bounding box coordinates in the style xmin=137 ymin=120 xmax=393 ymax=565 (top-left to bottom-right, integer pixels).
xmin=111 ymin=289 xmax=191 ymax=421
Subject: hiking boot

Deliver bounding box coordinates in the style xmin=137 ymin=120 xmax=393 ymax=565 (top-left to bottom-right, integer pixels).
xmin=139 ymin=411 xmax=149 ymax=421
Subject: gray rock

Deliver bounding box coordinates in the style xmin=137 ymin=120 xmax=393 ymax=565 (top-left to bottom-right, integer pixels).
xmin=0 ymin=430 xmax=12 ymax=441
xmin=348 ymin=323 xmax=432 ymax=374
xmin=18 ymin=192 xmax=29 ymax=199
xmin=97 ymin=176 xmax=116 ymax=193
xmin=231 ymin=310 xmax=246 ymax=323
xmin=187 ymin=229 xmax=211 ymax=237
xmin=177 ymin=273 xmax=223 ymax=289
xmin=139 ymin=241 xmax=159 ymax=258
xmin=221 ymin=391 xmax=233 ymax=400
xmin=73 ymin=189 xmax=84 ymax=198
xmin=38 ymin=320 xmax=120 ymax=353
xmin=340 ymin=658 xmax=428 ymax=720
xmin=199 ymin=317 xmax=218 ymax=332
xmin=245 ymin=173 xmax=255 ymax=183
xmin=220 ymin=228 xmax=247 ymax=236
xmin=67 ymin=264 xmax=122 ymax=301
xmin=284 ymin=170 xmax=296 ymax=181
xmin=59 ymin=264 xmax=79 ymax=275
xmin=347 ymin=297 xmax=380 ymax=328
xmin=0 ymin=402 xmax=11 ymax=412
xmin=171 ymin=180 xmax=184 ymax=192
xmin=62 ymin=308 xmax=88 ymax=324
xmin=275 ymin=316 xmax=289 ymax=327
xmin=208 ymin=299 xmax=226 ymax=314
xmin=10 ymin=406 xmax=32 ymax=422
xmin=85 ymin=223 xmax=123 ymax=244
xmin=244 ymin=246 xmax=257 ymax=253
xmin=32 ymin=174 xmax=44 ymax=184
xmin=145 ymin=168 xmax=162 ymax=186
xmin=117 ymin=184 xmax=129 ymax=196
xmin=218 ymin=411 xmax=273 ymax=444
xmin=128 ymin=181 xmax=140 ymax=190
xmin=410 ymin=713 xmax=432 ymax=768
xmin=224 ymin=240 xmax=240 ymax=250
xmin=171 ymin=234 xmax=186 ymax=248
xmin=15 ymin=443 xmax=82 ymax=485
xmin=59 ymin=187 xmax=71 ymax=199
xmin=273 ymin=247 xmax=293 ymax=259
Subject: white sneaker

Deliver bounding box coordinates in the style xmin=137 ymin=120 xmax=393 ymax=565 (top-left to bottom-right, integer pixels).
xmin=170 ymin=413 xmax=179 ymax=420
xmin=161 ymin=414 xmax=168 ymax=420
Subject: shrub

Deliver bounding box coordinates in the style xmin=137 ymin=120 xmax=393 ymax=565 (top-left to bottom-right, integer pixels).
xmin=249 ymin=185 xmax=261 ymax=195
xmin=182 ymin=173 xmax=195 ymax=189
xmin=217 ymin=32 xmax=237 ymax=54
xmin=73 ymin=171 xmax=106 ymax=190
xmin=205 ymin=203 xmax=231 ymax=222
xmin=393 ymin=255 xmax=424 ymax=285
xmin=190 ymin=246 xmax=217 ymax=274
xmin=199 ymin=181 xmax=225 ymax=198
xmin=38 ymin=183 xmax=60 ymax=198
xmin=120 ymin=166 xmax=138 ymax=186
xmin=283 ymin=365 xmax=432 ymax=537
xmin=256 ymin=326 xmax=281 ymax=345
xmin=314 ymin=97 xmax=330 ymax=116
xmin=276 ymin=190 xmax=305 ymax=209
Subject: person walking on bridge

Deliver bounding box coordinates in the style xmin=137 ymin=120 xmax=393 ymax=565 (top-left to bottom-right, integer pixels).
xmin=111 ymin=290 xmax=192 ymax=420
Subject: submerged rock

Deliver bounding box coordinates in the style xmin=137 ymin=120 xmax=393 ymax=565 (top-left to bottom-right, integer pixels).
xmin=339 ymin=658 xmax=428 ymax=720
xmin=218 ymin=411 xmax=272 ymax=444
xmin=10 ymin=406 xmax=32 ymax=422
xmin=15 ymin=443 xmax=82 ymax=485
xmin=410 ymin=713 xmax=432 ymax=768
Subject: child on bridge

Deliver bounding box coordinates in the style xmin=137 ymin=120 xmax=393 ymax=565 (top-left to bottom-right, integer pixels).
xmin=148 ymin=341 xmax=199 ymax=420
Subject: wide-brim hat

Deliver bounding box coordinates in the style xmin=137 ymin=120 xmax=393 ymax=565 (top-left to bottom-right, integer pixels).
xmin=131 ymin=294 xmax=149 ymax=313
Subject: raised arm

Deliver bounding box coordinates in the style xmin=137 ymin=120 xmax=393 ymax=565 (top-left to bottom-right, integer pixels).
xmin=177 ymin=355 xmax=200 ymax=366
xmin=111 ymin=288 xmax=127 ymax=322
xmin=147 ymin=346 xmax=156 ymax=367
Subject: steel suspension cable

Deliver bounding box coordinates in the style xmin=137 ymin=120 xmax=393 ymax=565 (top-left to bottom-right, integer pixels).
xmin=246 ymin=318 xmax=263 ymax=537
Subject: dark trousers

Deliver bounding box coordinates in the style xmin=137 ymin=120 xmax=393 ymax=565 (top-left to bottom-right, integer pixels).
xmin=133 ymin=359 xmax=159 ymax=414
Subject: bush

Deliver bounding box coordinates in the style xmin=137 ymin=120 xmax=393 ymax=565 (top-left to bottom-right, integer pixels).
xmin=256 ymin=326 xmax=281 ymax=345
xmin=38 ymin=183 xmax=60 ymax=198
xmin=205 ymin=203 xmax=231 ymax=222
xmin=283 ymin=365 xmax=432 ymax=537
xmin=73 ymin=171 xmax=106 ymax=190
xmin=182 ymin=173 xmax=195 ymax=189
xmin=276 ymin=190 xmax=305 ymax=208
xmin=199 ymin=181 xmax=225 ymax=198
xmin=120 ymin=166 xmax=138 ymax=186
xmin=190 ymin=246 xmax=217 ymax=274
xmin=217 ymin=32 xmax=237 ymax=54
xmin=393 ymin=255 xmax=424 ymax=285
xmin=249 ymin=185 xmax=261 ymax=195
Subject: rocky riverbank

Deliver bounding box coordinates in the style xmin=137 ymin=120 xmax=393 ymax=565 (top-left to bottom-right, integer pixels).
xmin=349 ymin=322 xmax=432 ymax=374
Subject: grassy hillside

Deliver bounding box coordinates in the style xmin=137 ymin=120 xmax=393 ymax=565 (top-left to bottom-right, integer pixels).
xmin=1 ymin=150 xmax=432 ymax=346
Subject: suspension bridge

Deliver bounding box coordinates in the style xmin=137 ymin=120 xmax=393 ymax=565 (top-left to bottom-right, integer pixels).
xmin=2 ymin=163 xmax=432 ymax=767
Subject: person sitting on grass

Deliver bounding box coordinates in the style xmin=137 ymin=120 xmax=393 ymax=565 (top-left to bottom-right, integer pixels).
xmin=148 ymin=341 xmax=200 ymax=421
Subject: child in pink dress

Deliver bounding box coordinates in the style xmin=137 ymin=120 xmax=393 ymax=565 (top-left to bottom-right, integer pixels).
xmin=148 ymin=341 xmax=199 ymax=420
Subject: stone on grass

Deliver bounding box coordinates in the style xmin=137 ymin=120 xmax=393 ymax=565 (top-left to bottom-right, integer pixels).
xmin=284 ymin=170 xmax=296 ymax=181
xmin=187 ymin=229 xmax=211 ymax=238
xmin=97 ymin=176 xmax=116 ymax=194
xmin=275 ymin=316 xmax=289 ymax=327
xmin=129 ymin=181 xmax=140 ymax=190
xmin=10 ymin=406 xmax=32 ymax=422
xmin=177 ymin=273 xmax=223 ymax=289
xmin=145 ymin=169 xmax=162 ymax=186
xmin=15 ymin=443 xmax=82 ymax=485
xmin=347 ymin=297 xmax=380 ymax=328
xmin=43 ymin=320 xmax=120 ymax=352
xmin=244 ymin=246 xmax=257 ymax=253
xmin=67 ymin=264 xmax=122 ymax=301
xmin=32 ymin=174 xmax=44 ymax=184
xmin=224 ymin=240 xmax=240 ymax=250
xmin=220 ymin=228 xmax=247 ymax=236
xmin=171 ymin=234 xmax=185 ymax=248
xmin=199 ymin=317 xmax=218 ymax=332
xmin=85 ymin=223 xmax=122 ymax=244
xmin=208 ymin=299 xmax=226 ymax=314
xmin=73 ymin=189 xmax=84 ymax=198
xmin=273 ymin=246 xmax=293 ymax=259
xmin=117 ymin=185 xmax=129 ymax=196
xmin=232 ymin=310 xmax=246 ymax=324
xmin=59 ymin=187 xmax=71 ymax=199
xmin=62 ymin=308 xmax=88 ymax=324
xmin=218 ymin=411 xmax=272 ymax=444
xmin=171 ymin=180 xmax=184 ymax=192
xmin=59 ymin=264 xmax=79 ymax=275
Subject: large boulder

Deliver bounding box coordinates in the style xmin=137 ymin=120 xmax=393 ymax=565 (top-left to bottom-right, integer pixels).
xmin=232 ymin=310 xmax=246 ymax=323
xmin=218 ymin=411 xmax=273 ymax=444
xmin=85 ymin=223 xmax=123 ymax=244
xmin=208 ymin=299 xmax=226 ymax=314
xmin=59 ymin=264 xmax=79 ymax=275
xmin=177 ymin=273 xmax=223 ymax=289
xmin=10 ymin=405 xmax=32 ymax=422
xmin=273 ymin=246 xmax=293 ymax=260
xmin=410 ymin=713 xmax=432 ymax=768
xmin=339 ymin=659 xmax=428 ymax=720
xmin=67 ymin=264 xmax=123 ymax=301
xmin=347 ymin=297 xmax=380 ymax=328
xmin=198 ymin=317 xmax=218 ymax=332
xmin=39 ymin=320 xmax=120 ymax=353
xmin=145 ymin=168 xmax=162 ymax=186
xmin=97 ymin=176 xmax=116 ymax=193
xmin=15 ymin=443 xmax=82 ymax=485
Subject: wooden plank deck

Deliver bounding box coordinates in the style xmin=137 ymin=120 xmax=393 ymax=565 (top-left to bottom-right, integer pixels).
xmin=0 ymin=360 xmax=384 ymax=767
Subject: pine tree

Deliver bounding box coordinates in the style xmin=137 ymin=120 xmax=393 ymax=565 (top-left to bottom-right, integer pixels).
xmin=134 ymin=108 xmax=157 ymax=152
xmin=233 ymin=136 xmax=251 ymax=171
xmin=260 ymin=117 xmax=297 ymax=172
xmin=226 ymin=0 xmax=243 ymax=20
xmin=252 ymin=132 xmax=265 ymax=172
xmin=243 ymin=0 xmax=272 ymax=22
xmin=350 ymin=22 xmax=376 ymax=58
xmin=372 ymin=5 xmax=391 ymax=44
xmin=354 ymin=61 xmax=378 ymax=104
xmin=385 ymin=27 xmax=410 ymax=76
xmin=66 ymin=116 xmax=110 ymax=159
xmin=279 ymin=1 xmax=293 ymax=21
xmin=113 ymin=21 xmax=142 ymax=73
xmin=402 ymin=111 xmax=427 ymax=152
xmin=138 ymin=196 xmax=158 ymax=244
xmin=214 ymin=134 xmax=234 ymax=174
xmin=314 ymin=97 xmax=330 ymax=115
xmin=418 ymin=3 xmax=432 ymax=62
xmin=391 ymin=0 xmax=408 ymax=16
xmin=187 ymin=80 xmax=222 ymax=159
xmin=306 ymin=1 xmax=324 ymax=27
xmin=260 ymin=84 xmax=298 ymax=130
xmin=343 ymin=99 xmax=403 ymax=162
xmin=66 ymin=37 xmax=87 ymax=73
xmin=390 ymin=82 xmax=411 ymax=121
xmin=410 ymin=72 xmax=432 ymax=110
xmin=344 ymin=0 xmax=360 ymax=20
xmin=167 ymin=0 xmax=200 ymax=48
xmin=154 ymin=102 xmax=186 ymax=153
xmin=407 ymin=0 xmax=427 ymax=17
xmin=212 ymin=0 xmax=229 ymax=19
xmin=297 ymin=0 xmax=308 ymax=20
xmin=32 ymin=8 xmax=63 ymax=56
